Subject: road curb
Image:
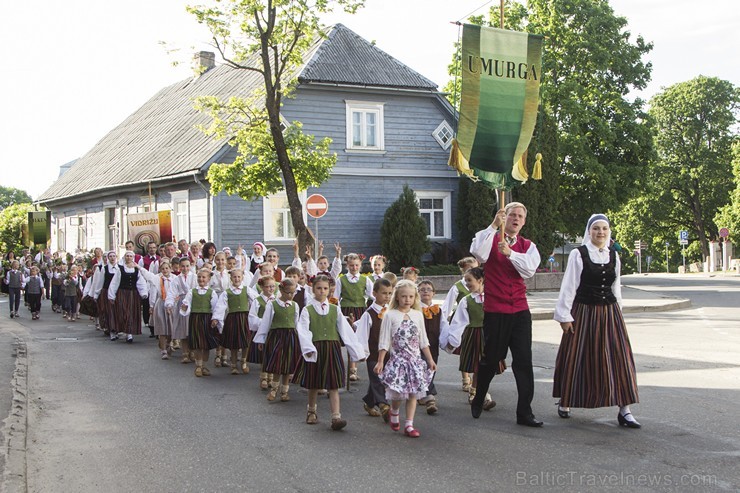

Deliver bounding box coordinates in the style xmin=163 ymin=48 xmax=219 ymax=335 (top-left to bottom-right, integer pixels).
xmin=531 ymin=298 xmax=691 ymax=321
xmin=2 ymin=337 xmax=28 ymax=492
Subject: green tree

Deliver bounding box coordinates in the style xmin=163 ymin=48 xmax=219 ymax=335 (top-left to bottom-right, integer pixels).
xmin=715 ymin=142 xmax=740 ymax=244
xmin=445 ymin=0 xmax=654 ymax=235
xmin=187 ymin=0 xmax=362 ymax=254
xmin=456 ymin=178 xmax=497 ymax=248
xmin=0 ymin=186 xmax=32 ymax=210
xmin=380 ymin=185 xmax=430 ymax=273
xmin=0 ymin=203 xmax=34 ymax=254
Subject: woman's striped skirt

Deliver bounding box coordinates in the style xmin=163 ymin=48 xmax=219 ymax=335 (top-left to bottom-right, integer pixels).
xmin=292 ymin=340 xmax=344 ymax=390
xmin=97 ymin=288 xmax=113 ymax=331
xmin=114 ymin=289 xmax=142 ymax=335
xmin=553 ymin=302 xmax=639 ymax=408
xmin=245 ymin=329 xmax=263 ymax=364
xmin=262 ymin=328 xmax=300 ymax=375
xmin=152 ymin=299 xmax=174 ymax=337
xmin=188 ymin=313 xmax=220 ymax=350
xmin=458 ymin=326 xmax=484 ymax=373
xmin=221 ymin=312 xmax=249 ymax=350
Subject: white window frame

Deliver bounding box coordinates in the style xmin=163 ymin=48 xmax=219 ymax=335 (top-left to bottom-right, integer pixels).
xmin=415 ymin=191 xmax=452 ymax=240
xmin=262 ymin=190 xmax=307 ymax=244
xmin=432 ymin=120 xmax=454 ymax=150
xmin=171 ymin=191 xmax=189 ymax=243
xmin=345 ymin=100 xmax=385 ymax=151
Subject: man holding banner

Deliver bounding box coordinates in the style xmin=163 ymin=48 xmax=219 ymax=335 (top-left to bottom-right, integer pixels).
xmin=469 ymin=202 xmax=543 ymax=427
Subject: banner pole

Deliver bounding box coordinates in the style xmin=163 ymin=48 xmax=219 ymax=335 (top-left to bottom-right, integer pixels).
xmin=500 ymin=0 xmax=504 ymax=28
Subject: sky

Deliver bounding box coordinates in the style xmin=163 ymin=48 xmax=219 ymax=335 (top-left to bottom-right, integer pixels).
xmin=1 ymin=0 xmax=737 ymax=200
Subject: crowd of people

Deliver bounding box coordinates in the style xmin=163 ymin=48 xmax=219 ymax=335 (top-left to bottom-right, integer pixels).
xmin=2 ymin=202 xmax=641 ymax=434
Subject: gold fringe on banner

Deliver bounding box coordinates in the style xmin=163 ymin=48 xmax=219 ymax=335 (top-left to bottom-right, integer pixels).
xmin=532 ymin=153 xmax=543 ymax=180
xmin=448 ymin=138 xmax=480 ymax=182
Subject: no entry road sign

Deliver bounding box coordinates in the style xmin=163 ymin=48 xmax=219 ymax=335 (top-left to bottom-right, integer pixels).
xmin=306 ymin=194 xmax=328 ymax=219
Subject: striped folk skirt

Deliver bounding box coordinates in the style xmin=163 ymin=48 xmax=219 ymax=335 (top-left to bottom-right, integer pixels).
xmin=97 ymin=288 xmax=113 ymax=331
xmin=341 ymin=306 xmax=366 ymax=327
xmin=221 ymin=312 xmax=249 ymax=350
xmin=245 ymin=330 xmax=263 ymax=364
xmin=152 ymin=299 xmax=175 ymax=337
xmin=262 ymin=328 xmax=300 ymax=375
xmin=188 ymin=313 xmax=220 ymax=350
xmin=553 ymin=302 xmax=639 ymax=408
xmin=114 ymin=289 xmax=142 ymax=335
xmin=292 ymin=340 xmax=345 ymax=390
xmin=458 ymin=326 xmax=484 ymax=373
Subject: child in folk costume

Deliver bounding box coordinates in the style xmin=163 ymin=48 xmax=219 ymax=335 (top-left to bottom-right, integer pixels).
xmin=210 ymin=251 xmax=231 ymax=368
xmin=5 ymin=260 xmax=25 ymax=318
xmin=335 ymin=252 xmax=374 ymax=382
xmin=180 ymin=268 xmax=221 ymax=377
xmin=441 ymin=256 xmax=479 ymax=392
xmin=254 ymin=278 xmax=301 ymax=402
xmin=369 ymin=255 xmax=387 ymax=282
xmin=303 ymin=241 xmax=342 ymax=280
xmin=264 ymin=248 xmax=284 ymax=282
xmin=247 ymin=276 xmax=277 ymax=388
xmin=249 ymin=242 xmax=265 ymax=274
xmin=25 ymin=266 xmax=44 ymax=320
xmin=354 ymin=278 xmax=393 ymax=420
xmin=445 ymin=267 xmax=497 ymax=411
xmin=374 ymin=280 xmax=436 ymax=438
xmin=108 ymin=251 xmax=149 ymax=343
xmin=417 ymin=280 xmax=447 ymax=415
xmin=166 ymin=257 xmax=197 ymax=364
xmin=80 ymin=262 xmax=100 ymax=327
xmin=293 ymin=275 xmax=366 ymax=430
xmin=93 ymin=252 xmax=118 ymax=337
xmin=284 ymin=266 xmax=311 ymax=313
xmin=149 ymin=260 xmax=176 ymax=360
xmin=50 ymin=263 xmax=65 ymax=313
xmin=248 ymin=262 xmax=275 ymax=291
xmin=213 ymin=269 xmax=252 ymax=375
xmin=401 ymin=266 xmax=419 ymax=283
xmin=189 ymin=242 xmax=204 ymax=270
xmin=63 ymin=265 xmax=81 ymax=321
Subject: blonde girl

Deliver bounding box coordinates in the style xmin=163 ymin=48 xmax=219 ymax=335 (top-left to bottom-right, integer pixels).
xmin=180 ymin=268 xmax=221 ymax=377
xmin=214 ymin=269 xmax=252 ymax=375
xmin=375 ymin=280 xmax=436 ymax=438
xmin=247 ymin=275 xmax=277 ymax=388
xmin=254 ymin=278 xmax=301 ymax=402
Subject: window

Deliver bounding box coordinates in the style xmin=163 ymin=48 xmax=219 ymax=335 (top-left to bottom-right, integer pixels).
xmin=345 ymin=101 xmax=385 ymax=151
xmin=416 ymin=191 xmax=452 ymax=239
xmin=171 ymin=191 xmax=189 ymax=243
xmin=432 ymin=121 xmax=454 ymax=150
xmin=263 ymin=191 xmax=307 ymax=243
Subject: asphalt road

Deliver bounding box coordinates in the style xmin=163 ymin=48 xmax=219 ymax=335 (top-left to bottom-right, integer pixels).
xmin=1 ymin=274 xmax=739 ymax=492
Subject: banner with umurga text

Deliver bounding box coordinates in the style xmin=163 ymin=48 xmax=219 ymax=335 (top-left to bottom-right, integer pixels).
xmin=127 ymin=211 xmax=172 ymax=252
xmin=454 ymin=24 xmax=542 ymax=186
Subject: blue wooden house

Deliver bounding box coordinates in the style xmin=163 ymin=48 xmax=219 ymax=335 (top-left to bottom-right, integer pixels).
xmin=37 ymin=24 xmax=459 ymax=261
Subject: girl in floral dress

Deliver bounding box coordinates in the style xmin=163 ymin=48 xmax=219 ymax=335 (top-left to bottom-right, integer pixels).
xmin=375 ymin=280 xmax=437 ymax=438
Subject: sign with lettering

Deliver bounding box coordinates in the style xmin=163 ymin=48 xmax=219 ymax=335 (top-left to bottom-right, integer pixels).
xmin=127 ymin=211 xmax=172 ymax=251
xmin=28 ymin=211 xmax=51 ymax=245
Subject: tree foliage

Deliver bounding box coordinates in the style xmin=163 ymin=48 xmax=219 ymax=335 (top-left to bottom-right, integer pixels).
xmin=445 ymin=0 xmax=654 ymax=236
xmin=0 ymin=203 xmax=34 ymax=254
xmin=715 ymin=142 xmax=740 ymax=244
xmin=0 ymin=186 xmax=32 ymax=210
xmin=188 ymin=0 xmax=362 ymax=252
xmin=613 ymin=76 xmax=738 ymax=264
xmin=380 ymin=185 xmax=430 ymax=273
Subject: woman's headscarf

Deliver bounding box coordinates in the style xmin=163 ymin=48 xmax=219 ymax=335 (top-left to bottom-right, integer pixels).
xmin=582 ymin=214 xmax=611 ymax=247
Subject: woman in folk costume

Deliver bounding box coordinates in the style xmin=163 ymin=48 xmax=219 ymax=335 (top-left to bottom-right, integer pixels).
xmin=249 ymin=241 xmax=266 ymax=274
xmin=213 ymin=269 xmax=252 ymax=375
xmin=254 ymin=278 xmax=301 ymax=402
xmin=553 ymin=214 xmax=641 ymax=428
xmin=93 ymin=251 xmax=120 ymax=337
xmin=149 ymin=259 xmax=176 ymax=360
xmin=108 ymin=251 xmax=149 ymax=343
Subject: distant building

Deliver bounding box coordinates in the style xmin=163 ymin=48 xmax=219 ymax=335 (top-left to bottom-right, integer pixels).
xmin=37 ymin=24 xmax=458 ymax=260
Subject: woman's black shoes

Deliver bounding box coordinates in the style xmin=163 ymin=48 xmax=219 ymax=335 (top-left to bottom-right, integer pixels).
xmin=618 ymin=412 xmax=641 ymax=429
xmin=557 ymin=403 xmax=570 ymax=419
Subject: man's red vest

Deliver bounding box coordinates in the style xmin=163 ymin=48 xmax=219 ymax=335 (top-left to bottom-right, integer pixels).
xmin=483 ymin=232 xmax=531 ymax=314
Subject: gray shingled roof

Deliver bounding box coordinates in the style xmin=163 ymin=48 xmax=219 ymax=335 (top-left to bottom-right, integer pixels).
xmin=37 ymin=24 xmax=439 ymax=203
xmin=299 ymin=24 xmax=438 ymax=90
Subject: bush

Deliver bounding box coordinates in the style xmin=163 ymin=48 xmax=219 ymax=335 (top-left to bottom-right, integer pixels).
xmin=429 ymin=241 xmax=469 ymax=265
xmin=420 ymin=264 xmax=460 ymax=276
xmin=380 ymin=185 xmax=430 ymax=273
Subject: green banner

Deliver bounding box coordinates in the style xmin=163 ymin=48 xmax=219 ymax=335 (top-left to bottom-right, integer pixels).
xmin=28 ymin=211 xmax=51 ymax=245
xmin=455 ymin=25 xmax=542 ymax=186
